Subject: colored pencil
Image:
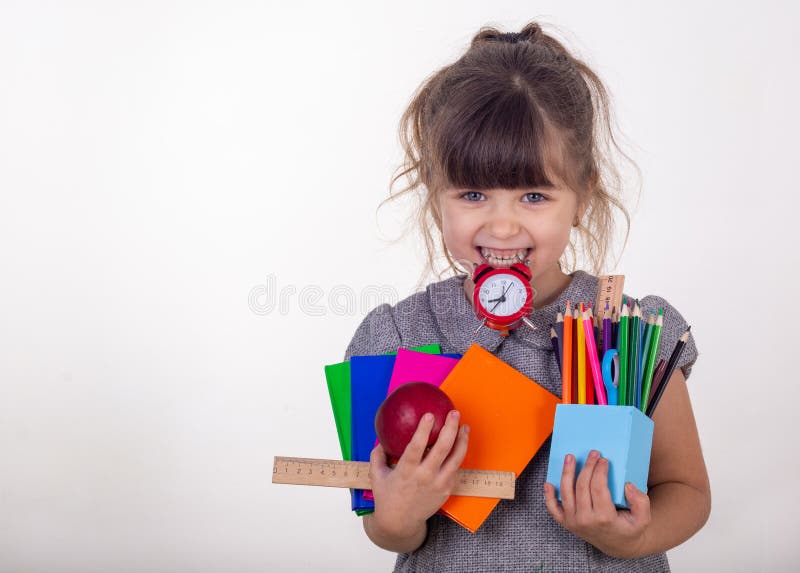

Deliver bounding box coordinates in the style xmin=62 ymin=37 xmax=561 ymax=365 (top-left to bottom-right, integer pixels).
xmin=602 ymin=302 xmax=612 ymax=357
xmin=583 ymin=308 xmax=607 ymax=405
xmin=556 ymin=311 xmax=565 ymax=369
xmin=647 ymin=358 xmax=667 ymax=406
xmin=550 ymin=325 xmax=561 ymax=374
xmin=572 ymin=306 xmax=579 ymax=402
xmin=646 ymin=328 xmax=691 ymax=417
xmin=561 ymin=301 xmax=573 ymax=404
xmin=611 ymin=307 xmax=618 ymax=352
xmin=638 ymin=312 xmax=655 ymax=398
xmin=630 ymin=301 xmax=642 ymax=409
xmin=585 ymin=303 xmax=596 ymax=405
xmin=577 ymin=303 xmax=587 ymax=404
xmin=592 ymin=309 xmax=600 ymax=356
xmin=618 ymin=300 xmax=629 ymax=406
xmin=640 ymin=310 xmax=664 ymax=412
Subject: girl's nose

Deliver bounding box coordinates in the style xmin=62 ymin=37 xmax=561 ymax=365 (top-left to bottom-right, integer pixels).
xmin=486 ymin=209 xmax=521 ymax=239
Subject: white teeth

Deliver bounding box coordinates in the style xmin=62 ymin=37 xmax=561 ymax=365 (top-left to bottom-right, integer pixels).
xmin=480 ymin=247 xmax=529 ymax=264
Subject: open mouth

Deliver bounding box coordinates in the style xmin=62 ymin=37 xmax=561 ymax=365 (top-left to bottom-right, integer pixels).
xmin=477 ymin=246 xmax=531 ymax=267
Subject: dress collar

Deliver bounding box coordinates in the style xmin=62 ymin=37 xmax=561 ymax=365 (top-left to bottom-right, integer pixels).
xmin=426 ymin=270 xmax=597 ymax=355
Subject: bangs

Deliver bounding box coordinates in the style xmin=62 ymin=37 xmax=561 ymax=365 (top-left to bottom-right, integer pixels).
xmin=428 ymin=85 xmax=567 ymax=191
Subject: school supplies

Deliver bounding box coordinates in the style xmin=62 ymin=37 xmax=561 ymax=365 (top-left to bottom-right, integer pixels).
xmin=546 ymin=404 xmax=654 ymax=509
xmin=550 ymin=325 xmax=561 ymax=373
xmin=648 ymin=359 xmax=667 ymax=404
xmin=601 ymin=349 xmax=619 ymax=406
xmin=618 ymin=302 xmax=630 ymax=406
xmin=349 ymin=353 xmax=404 ymax=511
xmin=272 ymin=457 xmax=516 ymax=499
xmin=549 ymin=292 xmax=680 ymax=417
xmin=561 ymin=301 xmax=573 ymax=405
xmin=630 ymin=301 xmax=642 ymax=409
xmin=363 ymin=349 xmax=460 ymax=502
xmin=640 ymin=310 xmax=663 ymax=412
xmin=322 ymin=342 xmax=559 ymax=532
xmin=595 ymin=274 xmax=625 ymax=321
xmin=645 ymin=328 xmax=691 ymax=417
xmin=576 ymin=304 xmax=587 ymax=404
xmin=384 ymin=349 xmax=460 ymax=402
xmin=639 ymin=312 xmax=654 ymax=397
xmin=555 ymin=312 xmax=565 ymax=370
xmin=602 ymin=302 xmax=612 ymax=357
xmin=324 ymin=344 xmax=441 ymax=514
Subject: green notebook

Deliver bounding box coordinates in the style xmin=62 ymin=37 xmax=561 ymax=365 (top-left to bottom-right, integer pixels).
xmin=324 ymin=344 xmax=441 ymax=515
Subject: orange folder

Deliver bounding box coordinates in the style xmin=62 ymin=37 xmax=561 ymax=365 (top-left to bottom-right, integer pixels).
xmin=439 ymin=343 xmax=560 ymax=532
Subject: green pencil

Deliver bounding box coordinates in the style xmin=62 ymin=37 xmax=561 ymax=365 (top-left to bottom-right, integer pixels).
xmin=629 ymin=301 xmax=641 ymax=408
xmin=618 ymin=300 xmax=630 ymax=406
xmin=641 ymin=309 xmax=664 ymax=412
xmin=638 ymin=311 xmax=655 ymax=396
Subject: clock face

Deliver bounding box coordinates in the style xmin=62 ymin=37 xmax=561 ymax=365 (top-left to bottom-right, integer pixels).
xmin=477 ymin=273 xmax=529 ymax=318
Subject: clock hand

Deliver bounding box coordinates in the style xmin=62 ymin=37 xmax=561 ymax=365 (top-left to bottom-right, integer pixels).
xmin=489 ymin=283 xmax=514 ymax=313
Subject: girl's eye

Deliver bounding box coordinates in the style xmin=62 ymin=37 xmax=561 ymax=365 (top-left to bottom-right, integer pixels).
xmin=460 ymin=191 xmax=486 ymax=202
xmin=523 ymin=193 xmax=546 ymax=203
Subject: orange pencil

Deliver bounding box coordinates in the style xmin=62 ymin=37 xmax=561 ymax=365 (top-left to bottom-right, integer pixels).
xmin=576 ymin=303 xmax=586 ymax=404
xmin=561 ymin=301 xmax=573 ymax=404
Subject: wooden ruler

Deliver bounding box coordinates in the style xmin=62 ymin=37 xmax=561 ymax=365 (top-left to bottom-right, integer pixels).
xmin=272 ymin=456 xmax=516 ymax=500
xmin=595 ymin=274 xmax=625 ymax=316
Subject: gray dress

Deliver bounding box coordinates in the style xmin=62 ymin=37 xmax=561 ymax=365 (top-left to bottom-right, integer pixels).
xmin=344 ymin=270 xmax=699 ymax=573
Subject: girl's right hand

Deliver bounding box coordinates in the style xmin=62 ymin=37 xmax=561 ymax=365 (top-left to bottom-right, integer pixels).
xmin=368 ymin=409 xmax=470 ymax=539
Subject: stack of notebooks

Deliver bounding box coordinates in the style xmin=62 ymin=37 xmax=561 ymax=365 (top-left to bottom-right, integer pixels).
xmin=324 ymin=343 xmax=560 ymax=533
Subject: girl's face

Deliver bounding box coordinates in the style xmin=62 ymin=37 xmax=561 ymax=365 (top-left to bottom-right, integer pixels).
xmin=438 ymin=184 xmax=581 ymax=285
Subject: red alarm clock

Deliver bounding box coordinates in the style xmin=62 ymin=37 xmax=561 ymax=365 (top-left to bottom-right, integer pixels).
xmin=472 ymin=262 xmax=536 ymax=336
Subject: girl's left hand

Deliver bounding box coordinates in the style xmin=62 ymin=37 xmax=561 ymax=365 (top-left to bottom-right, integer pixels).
xmin=543 ymin=450 xmax=651 ymax=559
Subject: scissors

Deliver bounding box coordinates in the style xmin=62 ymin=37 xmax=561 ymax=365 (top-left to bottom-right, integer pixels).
xmin=601 ymin=349 xmax=620 ymax=406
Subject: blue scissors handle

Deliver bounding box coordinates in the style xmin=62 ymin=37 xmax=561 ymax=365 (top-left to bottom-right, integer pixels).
xmin=602 ymin=349 xmax=619 ymax=406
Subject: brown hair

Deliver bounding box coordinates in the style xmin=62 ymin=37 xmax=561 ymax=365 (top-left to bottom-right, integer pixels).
xmin=382 ymin=22 xmax=637 ymax=286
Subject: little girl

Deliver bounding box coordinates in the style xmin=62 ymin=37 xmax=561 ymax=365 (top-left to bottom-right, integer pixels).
xmin=344 ymin=22 xmax=710 ymax=572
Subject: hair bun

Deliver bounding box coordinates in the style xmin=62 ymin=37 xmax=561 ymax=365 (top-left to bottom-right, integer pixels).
xmin=471 ymin=23 xmax=541 ymax=47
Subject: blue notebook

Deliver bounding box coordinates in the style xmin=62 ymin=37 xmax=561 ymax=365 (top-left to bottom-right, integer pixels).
xmin=349 ymin=354 xmax=398 ymax=511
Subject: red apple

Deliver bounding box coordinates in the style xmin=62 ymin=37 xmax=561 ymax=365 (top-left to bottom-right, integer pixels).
xmin=374 ymin=382 xmax=455 ymax=459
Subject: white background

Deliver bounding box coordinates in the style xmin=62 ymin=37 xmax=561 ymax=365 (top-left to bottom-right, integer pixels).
xmin=1 ymin=1 xmax=797 ymax=571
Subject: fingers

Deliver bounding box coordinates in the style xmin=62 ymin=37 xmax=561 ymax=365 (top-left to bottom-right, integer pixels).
xmin=624 ymin=482 xmax=652 ymax=525
xmin=440 ymin=422 xmax=469 ymax=475
xmin=370 ymin=443 xmax=388 ymax=469
xmin=421 ymin=410 xmax=461 ymax=470
xmin=369 ymin=443 xmax=390 ymax=484
xmin=575 ymin=450 xmax=600 ymax=512
xmin=559 ymin=453 xmax=577 ymax=516
xmin=590 ymin=456 xmax=614 ymax=511
xmin=543 ymin=482 xmax=565 ymax=524
xmin=396 ymin=413 xmax=435 ymax=470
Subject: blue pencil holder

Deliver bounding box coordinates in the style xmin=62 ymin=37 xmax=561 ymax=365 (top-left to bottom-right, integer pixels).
xmin=545 ymin=404 xmax=654 ymax=509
